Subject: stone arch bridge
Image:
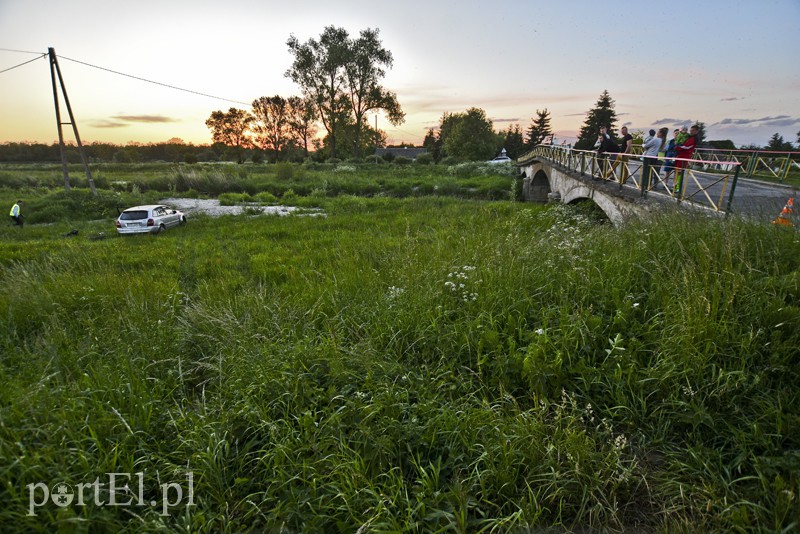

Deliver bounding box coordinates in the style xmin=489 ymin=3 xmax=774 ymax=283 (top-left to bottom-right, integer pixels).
xmin=515 ymin=146 xmax=788 ymax=225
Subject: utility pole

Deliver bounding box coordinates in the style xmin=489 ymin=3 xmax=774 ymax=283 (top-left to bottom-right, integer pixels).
xmin=48 ymin=47 xmax=96 ymax=195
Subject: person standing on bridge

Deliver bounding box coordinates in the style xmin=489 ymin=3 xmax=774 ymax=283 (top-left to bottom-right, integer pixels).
xmin=606 ymin=126 xmax=633 ymax=182
xmin=654 ymin=127 xmax=669 ymax=181
xmin=662 ymin=129 xmax=680 ymax=187
xmin=642 ymin=129 xmax=662 ymax=191
xmin=595 ymin=126 xmax=619 ymax=179
xmin=673 ymin=124 xmax=699 ymax=196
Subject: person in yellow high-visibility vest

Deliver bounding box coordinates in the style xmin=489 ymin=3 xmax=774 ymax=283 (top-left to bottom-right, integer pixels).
xmin=9 ymin=200 xmax=23 ymax=226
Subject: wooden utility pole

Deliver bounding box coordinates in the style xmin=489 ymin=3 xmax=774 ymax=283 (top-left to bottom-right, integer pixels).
xmin=48 ymin=47 xmax=96 ymax=195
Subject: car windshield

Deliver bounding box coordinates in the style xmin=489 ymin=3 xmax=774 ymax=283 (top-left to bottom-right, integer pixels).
xmin=120 ymin=210 xmax=148 ymax=220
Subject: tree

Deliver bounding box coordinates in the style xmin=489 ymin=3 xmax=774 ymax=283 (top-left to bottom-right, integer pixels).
xmin=707 ymin=140 xmax=737 ymax=150
xmin=575 ymin=90 xmax=618 ymax=150
xmin=344 ymin=28 xmax=405 ymax=157
xmin=502 ymin=124 xmax=526 ymax=159
xmin=318 ymin=119 xmax=386 ymax=159
xmin=422 ymin=128 xmax=440 ymax=161
xmin=526 ymin=109 xmax=553 ymax=148
xmin=205 ymin=107 xmax=253 ymax=163
xmin=442 ymin=107 xmax=496 ymax=161
xmin=286 ymin=26 xmax=351 ymax=160
xmin=251 ymin=96 xmax=292 ymax=161
xmin=286 ymin=95 xmax=318 ymax=159
xmin=796 ymin=129 xmax=800 ymax=147
xmin=694 ymin=121 xmax=707 ymax=145
xmin=766 ymin=133 xmax=793 ymax=151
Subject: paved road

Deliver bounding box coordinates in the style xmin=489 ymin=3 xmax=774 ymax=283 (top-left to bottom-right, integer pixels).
xmin=726 ymin=178 xmax=798 ymax=223
xmin=621 ymin=160 xmax=798 ymax=224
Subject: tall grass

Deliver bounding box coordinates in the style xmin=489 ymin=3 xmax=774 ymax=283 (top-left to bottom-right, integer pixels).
xmin=0 ymin=196 xmax=798 ymax=532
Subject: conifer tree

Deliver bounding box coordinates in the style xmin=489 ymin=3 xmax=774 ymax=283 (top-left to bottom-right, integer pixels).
xmin=525 ymin=108 xmax=553 ymax=148
xmin=574 ymin=90 xmax=618 ymax=150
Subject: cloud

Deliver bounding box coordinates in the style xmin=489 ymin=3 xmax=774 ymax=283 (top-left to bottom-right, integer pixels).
xmin=712 ymin=115 xmax=799 ymax=127
xmin=492 ymin=117 xmax=520 ymax=123
xmin=90 ymin=119 xmax=129 ymax=129
xmin=113 ymin=115 xmax=180 ymax=123
xmin=90 ymin=115 xmax=180 ymax=128
xmin=720 ymin=97 xmax=743 ymax=101
xmin=653 ymin=117 xmax=694 ymax=126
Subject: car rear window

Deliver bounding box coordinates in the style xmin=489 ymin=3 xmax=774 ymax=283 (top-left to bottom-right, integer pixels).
xmin=120 ymin=210 xmax=148 ymax=220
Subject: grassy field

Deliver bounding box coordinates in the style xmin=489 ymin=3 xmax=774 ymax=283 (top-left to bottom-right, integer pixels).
xmin=0 ymin=163 xmax=799 ymax=532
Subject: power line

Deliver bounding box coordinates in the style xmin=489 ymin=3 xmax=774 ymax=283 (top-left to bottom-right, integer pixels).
xmin=0 ymin=47 xmax=45 ymax=55
xmin=0 ymin=53 xmax=46 ymax=75
xmin=59 ymin=54 xmax=252 ymax=106
xmin=386 ymin=126 xmax=425 ymax=141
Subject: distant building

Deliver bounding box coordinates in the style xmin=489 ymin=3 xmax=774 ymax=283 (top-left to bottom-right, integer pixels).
xmin=375 ymin=147 xmax=428 ymax=160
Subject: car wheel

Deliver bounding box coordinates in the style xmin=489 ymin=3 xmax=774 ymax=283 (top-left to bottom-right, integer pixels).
xmin=157 ymin=224 xmax=166 ymax=234
xmin=180 ymin=216 xmax=187 ymax=224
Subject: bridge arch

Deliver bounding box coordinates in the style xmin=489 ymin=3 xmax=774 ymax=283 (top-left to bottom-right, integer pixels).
xmin=561 ymin=184 xmax=623 ymax=223
xmin=520 ymin=160 xmax=629 ymax=225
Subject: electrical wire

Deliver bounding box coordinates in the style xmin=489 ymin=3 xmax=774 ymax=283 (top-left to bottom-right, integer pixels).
xmin=0 ymin=53 xmax=46 ymax=75
xmin=59 ymin=54 xmax=252 ymax=106
xmin=0 ymin=47 xmax=45 ymax=55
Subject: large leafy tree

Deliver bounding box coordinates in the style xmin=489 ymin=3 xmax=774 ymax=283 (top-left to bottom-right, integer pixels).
xmin=286 ymin=26 xmax=351 ymax=160
xmin=251 ymin=96 xmax=292 ymax=161
xmin=318 ymin=119 xmax=386 ymax=160
xmin=525 ymin=108 xmax=553 ymax=148
xmin=344 ymin=28 xmax=405 ymax=158
xmin=204 ymin=107 xmax=253 ymax=163
xmin=575 ymin=90 xmax=618 ymax=150
xmin=286 ymin=95 xmax=318 ymax=159
xmin=442 ymin=107 xmax=496 ymax=161
xmin=286 ymin=26 xmax=404 ymax=161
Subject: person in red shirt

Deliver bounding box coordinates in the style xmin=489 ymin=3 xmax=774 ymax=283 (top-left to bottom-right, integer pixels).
xmin=674 ymin=124 xmax=699 ymax=195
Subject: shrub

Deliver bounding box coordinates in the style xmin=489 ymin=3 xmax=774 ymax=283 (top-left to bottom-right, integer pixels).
xmin=275 ymin=162 xmax=294 ymax=181
xmin=414 ymin=153 xmax=433 ymax=165
xmin=218 ymin=192 xmax=253 ymax=206
xmin=439 ymin=156 xmax=461 ymax=166
xmin=393 ymin=156 xmax=413 ymax=165
xmin=280 ymin=188 xmax=298 ymax=203
xmin=255 ymin=191 xmax=279 ymax=204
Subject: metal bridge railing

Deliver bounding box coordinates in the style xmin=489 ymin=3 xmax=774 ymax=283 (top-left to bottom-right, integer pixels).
xmin=519 ymin=145 xmax=743 ymax=214
xmin=694 ymin=148 xmax=799 ymax=183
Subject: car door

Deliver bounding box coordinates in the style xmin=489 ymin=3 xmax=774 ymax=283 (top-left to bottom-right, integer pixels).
xmin=166 ymin=208 xmax=181 ymax=228
xmin=152 ymin=207 xmax=167 ymax=228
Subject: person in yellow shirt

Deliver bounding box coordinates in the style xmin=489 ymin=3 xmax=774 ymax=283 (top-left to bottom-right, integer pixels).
xmin=9 ymin=200 xmax=23 ymax=227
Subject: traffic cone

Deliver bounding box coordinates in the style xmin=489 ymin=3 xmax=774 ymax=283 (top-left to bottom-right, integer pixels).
xmin=772 ymin=197 xmax=794 ymax=227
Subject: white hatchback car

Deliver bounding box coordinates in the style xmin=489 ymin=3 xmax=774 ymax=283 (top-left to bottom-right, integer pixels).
xmin=116 ymin=204 xmax=187 ymax=235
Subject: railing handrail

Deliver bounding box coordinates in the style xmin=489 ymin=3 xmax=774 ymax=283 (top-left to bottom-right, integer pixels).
xmin=518 ymin=144 xmax=742 ymax=214
xmin=520 ymin=145 xmax=742 ymax=167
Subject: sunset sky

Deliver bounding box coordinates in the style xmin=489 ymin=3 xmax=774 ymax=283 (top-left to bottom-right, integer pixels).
xmin=1 ymin=0 xmax=798 ymax=149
